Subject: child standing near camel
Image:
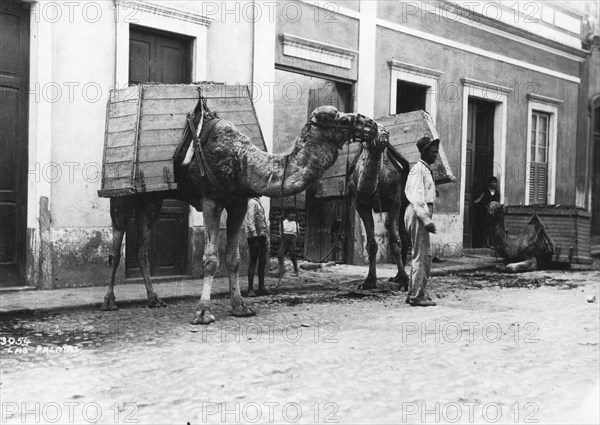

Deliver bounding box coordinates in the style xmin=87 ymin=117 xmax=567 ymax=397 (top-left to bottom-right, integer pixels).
xmin=278 ymin=208 xmax=300 ymax=277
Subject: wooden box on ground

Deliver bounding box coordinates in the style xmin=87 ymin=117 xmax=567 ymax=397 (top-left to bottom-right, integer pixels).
xmin=504 ymin=205 xmax=593 ymax=264
xmin=98 ymin=84 xmax=266 ymax=198
xmin=316 ymin=110 xmax=455 ymax=198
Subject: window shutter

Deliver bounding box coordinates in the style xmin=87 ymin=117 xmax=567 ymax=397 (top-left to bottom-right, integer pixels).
xmin=529 ymin=165 xmax=536 ymax=204
xmin=536 ymin=163 xmax=547 ymax=204
xmin=529 ymin=162 xmax=547 ymax=205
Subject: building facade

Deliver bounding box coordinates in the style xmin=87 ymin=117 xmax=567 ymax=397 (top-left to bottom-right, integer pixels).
xmin=1 ymin=0 xmax=598 ymax=288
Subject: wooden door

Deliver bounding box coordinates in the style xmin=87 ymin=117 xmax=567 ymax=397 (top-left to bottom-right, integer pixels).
xmin=0 ymin=1 xmax=29 ymax=286
xmin=463 ymin=99 xmax=495 ymax=249
xmin=304 ymin=81 xmax=353 ymax=262
xmin=125 ymin=26 xmax=192 ymax=277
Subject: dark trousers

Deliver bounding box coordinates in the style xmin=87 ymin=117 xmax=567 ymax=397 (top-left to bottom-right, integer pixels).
xmin=247 ymin=235 xmax=267 ymax=289
xmin=278 ymin=234 xmax=298 ymax=273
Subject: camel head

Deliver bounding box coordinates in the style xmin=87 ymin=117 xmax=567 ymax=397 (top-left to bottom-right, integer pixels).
xmin=365 ymin=126 xmax=389 ymax=154
xmin=486 ymin=201 xmax=504 ymax=225
xmin=309 ymin=105 xmax=379 ymax=149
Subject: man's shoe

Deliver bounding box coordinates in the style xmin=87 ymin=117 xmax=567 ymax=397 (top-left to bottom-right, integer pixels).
xmin=409 ymin=299 xmax=437 ymax=307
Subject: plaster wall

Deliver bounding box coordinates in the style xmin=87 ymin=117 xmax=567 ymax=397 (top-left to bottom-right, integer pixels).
xmin=374 ymin=25 xmax=581 ymax=210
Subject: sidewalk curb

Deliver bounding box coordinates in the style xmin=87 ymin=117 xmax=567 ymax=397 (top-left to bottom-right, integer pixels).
xmin=0 ymin=260 xmax=498 ymax=317
xmin=0 ymin=290 xmax=231 ymax=318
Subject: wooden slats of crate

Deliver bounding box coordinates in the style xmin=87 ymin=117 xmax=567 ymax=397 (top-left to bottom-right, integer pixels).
xmin=504 ymin=205 xmax=593 ymax=264
xmin=377 ymin=110 xmax=455 ymax=184
xmin=98 ymin=84 xmax=267 ymax=197
xmin=316 ymin=110 xmax=455 ymax=198
xmin=201 ymin=86 xmax=266 ymax=152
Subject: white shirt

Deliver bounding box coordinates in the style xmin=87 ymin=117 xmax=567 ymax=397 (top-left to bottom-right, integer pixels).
xmin=283 ymin=219 xmax=298 ymax=235
xmin=405 ymin=160 xmax=436 ymax=225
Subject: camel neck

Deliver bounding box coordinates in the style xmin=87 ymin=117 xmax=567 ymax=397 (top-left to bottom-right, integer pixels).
xmin=356 ymin=147 xmax=384 ymax=195
xmin=244 ymin=125 xmax=341 ymax=197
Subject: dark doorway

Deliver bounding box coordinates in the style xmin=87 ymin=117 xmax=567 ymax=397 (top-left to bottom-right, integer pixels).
xmin=304 ymin=81 xmax=353 ymax=263
xmin=0 ymin=1 xmax=30 ymax=286
xmin=463 ymin=98 xmax=496 ymax=249
xmin=125 ymin=26 xmax=192 ymax=278
xmin=396 ymin=80 xmax=427 ymax=114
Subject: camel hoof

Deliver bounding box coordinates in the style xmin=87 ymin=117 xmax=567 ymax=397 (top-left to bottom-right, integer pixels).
xmin=247 ymin=289 xmax=257 ymax=298
xmin=358 ymin=280 xmax=377 ymax=290
xmin=101 ymin=295 xmax=118 ymax=311
xmin=232 ymin=304 xmax=256 ymax=317
xmin=147 ymin=293 xmax=167 ymax=308
xmin=191 ymin=310 xmax=215 ymax=325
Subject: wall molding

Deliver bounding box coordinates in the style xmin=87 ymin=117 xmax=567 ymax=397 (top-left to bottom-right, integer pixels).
xmin=115 ymin=0 xmax=213 ymax=27
xmin=461 ymin=77 xmax=514 ymax=94
xmin=281 ymin=33 xmax=358 ymax=69
xmin=377 ymin=19 xmax=581 ymax=84
xmin=526 ymin=93 xmax=565 ymax=105
xmin=389 ymin=60 xmax=444 ymax=79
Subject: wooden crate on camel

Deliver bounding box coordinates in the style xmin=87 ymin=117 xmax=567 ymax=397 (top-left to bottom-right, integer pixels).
xmin=97 ymin=83 xmax=267 ymax=198
xmin=316 ymin=110 xmax=455 ymax=198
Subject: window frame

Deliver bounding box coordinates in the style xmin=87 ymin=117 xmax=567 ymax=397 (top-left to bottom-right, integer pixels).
xmin=388 ymin=60 xmax=443 ymax=122
xmin=525 ymin=95 xmax=561 ymax=205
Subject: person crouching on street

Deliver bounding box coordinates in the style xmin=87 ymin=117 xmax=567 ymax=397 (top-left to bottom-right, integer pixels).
xmin=246 ymin=197 xmax=270 ymax=296
xmin=404 ymin=136 xmax=440 ymax=307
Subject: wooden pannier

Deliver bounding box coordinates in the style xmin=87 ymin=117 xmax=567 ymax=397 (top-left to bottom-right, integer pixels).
xmin=504 ymin=205 xmax=593 ymax=265
xmin=316 ymin=110 xmax=455 ymax=198
xmin=98 ymin=83 xmax=266 ymax=198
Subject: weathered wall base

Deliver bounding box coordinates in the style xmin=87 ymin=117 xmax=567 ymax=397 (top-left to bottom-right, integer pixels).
xmin=51 ymin=228 xmax=114 ymax=288
xmin=28 ymin=224 xmax=251 ymax=289
xmin=352 ymin=211 xmax=464 ymax=265
xmin=25 ymin=197 xmax=54 ymax=289
xmin=430 ymin=213 xmax=464 ymax=258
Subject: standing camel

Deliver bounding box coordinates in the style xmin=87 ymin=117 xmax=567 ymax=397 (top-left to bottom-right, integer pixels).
xmin=103 ymin=105 xmax=381 ymax=324
xmin=347 ymin=132 xmax=411 ymax=290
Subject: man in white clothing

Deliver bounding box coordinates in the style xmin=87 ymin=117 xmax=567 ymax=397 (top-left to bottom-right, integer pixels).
xmin=404 ymin=136 xmax=439 ymax=307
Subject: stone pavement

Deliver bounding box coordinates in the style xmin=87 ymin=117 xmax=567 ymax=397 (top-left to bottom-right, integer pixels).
xmin=0 ymin=254 xmax=500 ymax=316
xmin=1 ymin=265 xmax=598 ymax=425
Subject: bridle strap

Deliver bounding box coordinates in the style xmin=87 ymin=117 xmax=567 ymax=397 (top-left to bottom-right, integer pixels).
xmin=308 ymin=113 xmax=379 ymax=144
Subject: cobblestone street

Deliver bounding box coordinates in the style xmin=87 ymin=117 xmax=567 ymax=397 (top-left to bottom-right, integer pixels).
xmin=1 ymin=264 xmax=599 ymax=424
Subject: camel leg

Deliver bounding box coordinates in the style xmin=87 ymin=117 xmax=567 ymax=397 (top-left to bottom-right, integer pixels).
xmin=191 ymin=199 xmax=223 ymax=325
xmin=226 ymin=204 xmax=256 ymax=318
xmin=399 ymin=205 xmax=410 ymax=267
xmin=102 ymin=197 xmax=134 ymax=311
xmin=357 ymin=203 xmax=378 ymax=290
xmin=135 ymin=196 xmax=166 ymax=308
xmin=505 ymin=257 xmax=537 ymax=273
xmin=387 ymin=205 xmax=409 ymax=291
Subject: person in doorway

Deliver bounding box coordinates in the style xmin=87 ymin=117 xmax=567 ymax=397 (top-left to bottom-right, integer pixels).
xmin=404 ymin=136 xmax=440 ymax=307
xmin=474 ymin=176 xmax=500 ymax=248
xmin=245 ymin=197 xmax=270 ymax=296
xmin=278 ymin=207 xmax=299 ymax=277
